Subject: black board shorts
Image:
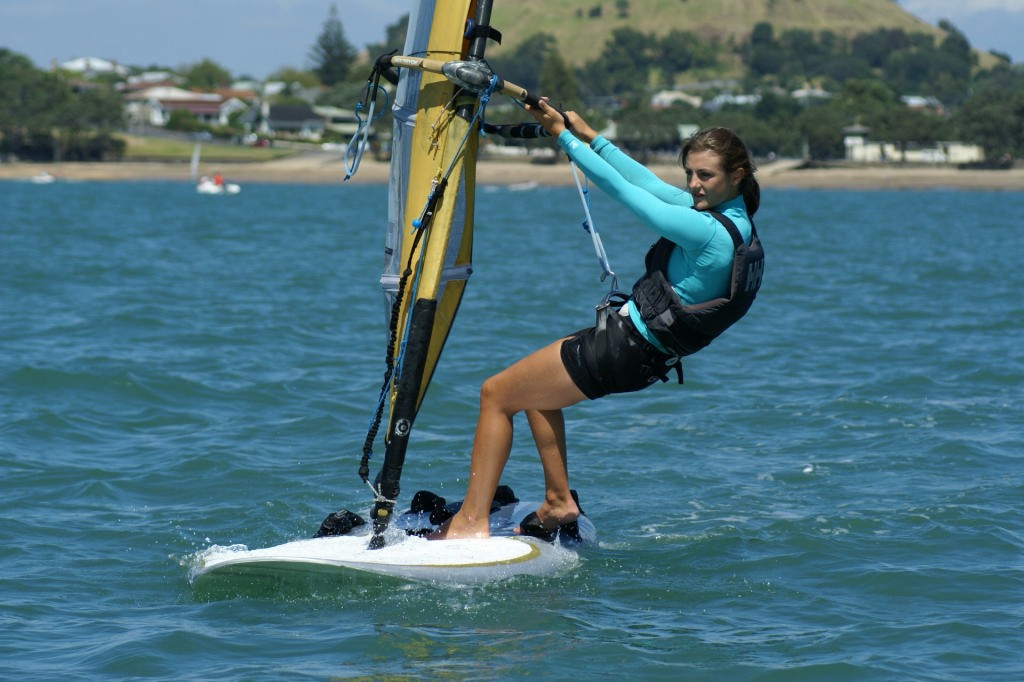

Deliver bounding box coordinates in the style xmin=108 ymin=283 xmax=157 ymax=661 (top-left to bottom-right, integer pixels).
xmin=560 ymin=307 xmax=678 ymax=400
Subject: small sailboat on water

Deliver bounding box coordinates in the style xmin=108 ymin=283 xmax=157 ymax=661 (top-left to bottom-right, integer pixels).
xmin=191 ymin=141 xmax=240 ymax=195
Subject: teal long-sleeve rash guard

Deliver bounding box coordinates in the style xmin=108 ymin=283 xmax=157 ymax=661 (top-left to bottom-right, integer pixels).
xmin=556 ymin=130 xmax=752 ymax=352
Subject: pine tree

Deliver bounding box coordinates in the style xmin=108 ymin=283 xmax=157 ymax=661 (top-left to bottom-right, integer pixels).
xmin=309 ymin=3 xmax=355 ymax=86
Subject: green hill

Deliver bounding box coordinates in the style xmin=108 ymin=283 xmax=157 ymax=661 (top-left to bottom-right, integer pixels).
xmin=488 ymin=0 xmax=949 ymax=63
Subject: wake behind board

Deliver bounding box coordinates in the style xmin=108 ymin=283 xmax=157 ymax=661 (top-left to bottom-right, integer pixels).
xmin=192 ymin=495 xmax=596 ymax=586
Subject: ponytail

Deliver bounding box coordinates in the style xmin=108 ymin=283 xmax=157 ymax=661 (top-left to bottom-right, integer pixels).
xmin=740 ymin=173 xmax=760 ymax=216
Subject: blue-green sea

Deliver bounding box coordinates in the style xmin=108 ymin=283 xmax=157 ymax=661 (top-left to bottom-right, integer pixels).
xmin=2 ymin=175 xmax=1022 ymax=681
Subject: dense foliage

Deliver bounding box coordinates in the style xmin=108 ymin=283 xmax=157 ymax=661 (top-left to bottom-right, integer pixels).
xmin=516 ymin=20 xmax=1023 ymax=161
xmin=2 ymin=6 xmax=1022 ymax=164
xmin=308 ymin=3 xmax=356 ymax=87
xmin=0 ymin=49 xmax=125 ymax=161
xmin=182 ymin=59 xmax=233 ymax=90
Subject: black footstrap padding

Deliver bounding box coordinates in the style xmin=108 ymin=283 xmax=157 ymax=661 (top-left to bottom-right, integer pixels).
xmin=314 ymin=509 xmax=366 ymax=537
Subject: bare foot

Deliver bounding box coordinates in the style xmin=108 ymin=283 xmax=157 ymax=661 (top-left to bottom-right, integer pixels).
xmin=427 ymin=510 xmax=490 ymax=540
xmin=515 ymin=496 xmax=580 ymax=534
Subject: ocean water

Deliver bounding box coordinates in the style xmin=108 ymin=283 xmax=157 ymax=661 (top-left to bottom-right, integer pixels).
xmin=1 ymin=176 xmax=1021 ymax=681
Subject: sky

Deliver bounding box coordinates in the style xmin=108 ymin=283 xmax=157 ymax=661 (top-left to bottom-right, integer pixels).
xmin=899 ymin=0 xmax=1024 ymax=61
xmin=0 ymin=0 xmax=411 ymax=79
xmin=0 ymin=0 xmax=1021 ymax=80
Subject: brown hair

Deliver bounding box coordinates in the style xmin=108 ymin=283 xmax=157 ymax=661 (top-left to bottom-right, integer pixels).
xmin=681 ymin=127 xmax=760 ymax=216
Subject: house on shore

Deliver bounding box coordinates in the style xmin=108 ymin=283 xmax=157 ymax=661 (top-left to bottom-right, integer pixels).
xmin=123 ymin=86 xmax=248 ymax=128
xmin=843 ymin=126 xmax=984 ymax=165
xmin=240 ymin=103 xmax=363 ymax=140
xmin=56 ymin=56 xmax=129 ymax=77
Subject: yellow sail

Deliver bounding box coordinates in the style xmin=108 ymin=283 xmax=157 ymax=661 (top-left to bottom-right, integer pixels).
xmin=392 ymin=0 xmax=478 ymax=415
xmin=368 ymin=0 xmax=491 ymax=546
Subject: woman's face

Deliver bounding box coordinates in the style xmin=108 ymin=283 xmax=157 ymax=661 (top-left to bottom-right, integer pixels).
xmin=684 ymin=150 xmax=743 ymax=210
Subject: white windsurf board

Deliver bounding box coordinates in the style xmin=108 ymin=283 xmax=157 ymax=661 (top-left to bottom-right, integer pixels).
xmin=192 ymin=491 xmax=598 ymax=585
xmin=193 ymin=533 xmax=572 ymax=585
xmin=191 ymin=499 xmax=595 ymax=586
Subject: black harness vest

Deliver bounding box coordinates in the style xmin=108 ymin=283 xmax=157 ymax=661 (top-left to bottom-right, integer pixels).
xmin=630 ymin=210 xmax=764 ymax=357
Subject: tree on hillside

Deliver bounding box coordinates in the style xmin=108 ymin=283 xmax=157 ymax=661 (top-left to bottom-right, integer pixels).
xmin=539 ymin=48 xmax=581 ymax=112
xmin=60 ymin=87 xmax=125 ymax=132
xmin=752 ymin=91 xmax=803 ymax=126
xmin=315 ymin=81 xmax=369 ymax=110
xmin=0 ymin=49 xmax=69 ymax=131
xmin=745 ymin=22 xmax=785 ymax=78
xmin=778 ymin=29 xmax=820 ymax=78
xmin=616 ymin=103 xmax=697 ymax=156
xmin=836 ymin=78 xmax=898 ymax=116
xmin=365 ymin=14 xmax=410 ymax=62
xmin=953 ymin=86 xmax=1024 ymax=160
xmin=0 ymin=48 xmax=124 ymax=161
xmin=488 ymin=33 xmax=557 ymax=96
xmin=795 ymin=102 xmax=849 ymax=159
xmin=585 ymin=27 xmax=652 ymax=102
xmin=874 ymin=106 xmax=950 ymax=160
xmin=851 ymin=28 xmax=911 ymax=69
xmin=183 ymin=59 xmax=232 ymax=89
xmin=309 ymin=3 xmax=356 ymax=86
xmin=931 ymin=22 xmax=974 ymax=104
xmin=706 ymin=107 xmax=791 ymax=158
xmin=657 ymin=29 xmax=719 ymax=87
xmin=937 ymin=20 xmax=974 ymax=67
xmin=268 ymin=67 xmax=321 ymax=89
xmin=166 ymin=109 xmax=202 ymax=133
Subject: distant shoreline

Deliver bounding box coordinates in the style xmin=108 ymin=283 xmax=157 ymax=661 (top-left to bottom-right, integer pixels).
xmin=2 ymin=152 xmax=1022 ymax=190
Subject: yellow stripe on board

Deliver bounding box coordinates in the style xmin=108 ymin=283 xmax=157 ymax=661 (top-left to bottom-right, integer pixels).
xmin=421 ymin=539 xmax=543 ymax=568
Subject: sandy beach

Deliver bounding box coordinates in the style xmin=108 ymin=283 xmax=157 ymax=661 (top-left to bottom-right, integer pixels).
xmin=2 ymin=150 xmax=1021 ymax=190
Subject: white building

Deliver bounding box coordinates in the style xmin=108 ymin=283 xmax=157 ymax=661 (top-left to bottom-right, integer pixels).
xmin=650 ymin=90 xmax=703 ymax=109
xmin=58 ymin=56 xmax=129 ymax=76
xmin=791 ymin=86 xmax=832 ymax=104
xmin=123 ymin=86 xmax=246 ymax=127
xmin=844 ymin=131 xmax=984 ymax=165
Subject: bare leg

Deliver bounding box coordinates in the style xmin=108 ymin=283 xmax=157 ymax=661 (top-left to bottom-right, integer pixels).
xmin=524 ymin=408 xmax=580 ymax=528
xmin=432 ymin=338 xmax=586 ymax=539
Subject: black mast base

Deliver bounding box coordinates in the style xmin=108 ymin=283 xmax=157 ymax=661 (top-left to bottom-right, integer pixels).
xmin=368 ymin=500 xmax=395 ymax=549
